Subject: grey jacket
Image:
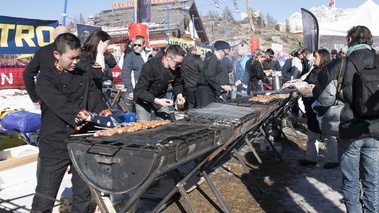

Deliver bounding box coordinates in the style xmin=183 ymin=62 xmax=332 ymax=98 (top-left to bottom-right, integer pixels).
xmin=121 ymin=50 xmax=145 ymax=93
xmin=313 ymin=48 xmax=379 ymax=139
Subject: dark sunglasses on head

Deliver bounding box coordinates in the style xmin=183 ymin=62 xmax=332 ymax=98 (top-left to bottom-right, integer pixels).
xmin=133 ymin=44 xmax=143 ymax=47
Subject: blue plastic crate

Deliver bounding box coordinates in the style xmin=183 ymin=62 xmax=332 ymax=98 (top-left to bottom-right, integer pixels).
xmin=121 ymin=112 xmax=136 ymax=123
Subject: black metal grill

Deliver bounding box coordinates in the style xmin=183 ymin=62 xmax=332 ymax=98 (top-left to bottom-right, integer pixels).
xmin=67 ymin=103 xmax=260 ymax=194
xmin=65 ymin=99 xmax=276 ymax=213
xmin=67 ymin=123 xmax=225 ymax=194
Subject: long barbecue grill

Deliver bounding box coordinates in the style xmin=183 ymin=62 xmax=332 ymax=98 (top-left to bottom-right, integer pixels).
xmin=67 ymin=123 xmax=225 ymax=194
xmin=66 ymin=101 xmax=278 ymax=212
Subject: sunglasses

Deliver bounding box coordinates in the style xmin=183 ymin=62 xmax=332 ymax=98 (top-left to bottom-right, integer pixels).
xmin=222 ymin=50 xmax=230 ymax=56
xmin=169 ymin=56 xmax=182 ymax=66
xmin=133 ymin=44 xmax=143 ymax=47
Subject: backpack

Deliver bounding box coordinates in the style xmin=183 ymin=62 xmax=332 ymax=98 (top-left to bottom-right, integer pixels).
xmin=348 ymin=54 xmax=379 ymax=117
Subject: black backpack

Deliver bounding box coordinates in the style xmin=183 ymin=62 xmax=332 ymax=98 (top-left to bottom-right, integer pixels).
xmin=348 ymin=54 xmax=379 ymax=117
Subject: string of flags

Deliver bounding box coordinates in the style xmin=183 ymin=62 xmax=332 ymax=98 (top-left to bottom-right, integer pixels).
xmin=233 ymin=0 xmax=239 ymax=13
xmin=214 ymin=0 xmax=219 ymax=8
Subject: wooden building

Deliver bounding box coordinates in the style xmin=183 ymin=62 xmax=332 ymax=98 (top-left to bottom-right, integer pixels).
xmin=94 ymin=0 xmax=209 ymax=47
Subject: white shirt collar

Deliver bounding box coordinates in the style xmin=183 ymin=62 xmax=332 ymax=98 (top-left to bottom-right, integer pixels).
xmin=214 ymin=51 xmax=222 ymax=60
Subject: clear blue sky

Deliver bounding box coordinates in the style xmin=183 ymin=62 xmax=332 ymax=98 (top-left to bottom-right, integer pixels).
xmin=0 ymin=0 xmax=373 ymax=23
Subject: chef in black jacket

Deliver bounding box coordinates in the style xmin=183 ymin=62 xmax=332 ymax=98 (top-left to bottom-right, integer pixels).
xmin=133 ymin=45 xmax=186 ymax=121
xmin=32 ymin=33 xmax=109 ymax=212
xmin=23 ymin=25 xmax=69 ymax=109
xmin=196 ymin=40 xmax=232 ymax=107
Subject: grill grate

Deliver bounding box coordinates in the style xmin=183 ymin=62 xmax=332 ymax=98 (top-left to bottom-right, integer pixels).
xmin=227 ymin=96 xmax=280 ymax=106
xmin=186 ymin=103 xmax=258 ymax=127
xmin=68 ymin=123 xmax=212 ymax=150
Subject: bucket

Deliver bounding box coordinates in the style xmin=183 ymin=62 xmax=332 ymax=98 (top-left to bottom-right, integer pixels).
xmin=128 ymin=22 xmax=149 ymax=46
xmin=266 ymin=77 xmax=273 ymax=86
xmin=273 ymin=76 xmax=282 ymax=90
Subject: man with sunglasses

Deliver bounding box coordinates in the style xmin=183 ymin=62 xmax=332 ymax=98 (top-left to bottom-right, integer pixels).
xmin=133 ymin=45 xmax=186 ymax=121
xmin=262 ymin=48 xmax=281 ymax=72
xmin=121 ymin=35 xmax=152 ymax=112
xmin=196 ymin=40 xmax=232 ymax=107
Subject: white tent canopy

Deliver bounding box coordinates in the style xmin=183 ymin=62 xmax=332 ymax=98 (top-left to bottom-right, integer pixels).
xmin=319 ymin=0 xmax=379 ymax=48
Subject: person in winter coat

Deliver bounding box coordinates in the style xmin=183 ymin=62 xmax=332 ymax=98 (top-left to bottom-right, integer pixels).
xmin=248 ymin=50 xmax=266 ymax=96
xmin=32 ymin=33 xmax=109 ymax=212
xmin=23 ymin=26 xmax=69 ymax=109
xmin=121 ymin=35 xmax=152 ymax=112
xmin=298 ymin=48 xmax=339 ymax=169
xmin=76 ymin=29 xmax=111 ymax=101
xmin=313 ymin=25 xmax=379 ymax=212
xmin=102 ymin=50 xmax=117 ymax=83
xmin=262 ymin=48 xmax=281 ymax=71
xmin=220 ymin=56 xmax=233 ymax=100
xmin=233 ymin=54 xmax=249 ymax=97
xmin=181 ymin=44 xmax=203 ymax=109
xmin=133 ymin=45 xmax=186 ymax=121
xmin=196 ymin=40 xmax=232 ymax=107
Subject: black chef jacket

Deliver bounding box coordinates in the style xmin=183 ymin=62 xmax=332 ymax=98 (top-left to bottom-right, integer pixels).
xmin=134 ymin=57 xmax=183 ymax=109
xmin=35 ymin=66 xmax=107 ymax=159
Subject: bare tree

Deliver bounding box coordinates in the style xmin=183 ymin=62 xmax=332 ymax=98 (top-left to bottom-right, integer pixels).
xmin=285 ymin=19 xmax=291 ymax=33
xmin=266 ymin=13 xmax=276 ymax=28
xmin=79 ymin=13 xmax=85 ymax=24
xmin=206 ymin=10 xmax=220 ymax=19
xmin=222 ymin=6 xmax=234 ymax=21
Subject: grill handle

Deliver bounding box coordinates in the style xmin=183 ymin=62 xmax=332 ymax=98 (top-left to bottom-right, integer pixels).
xmin=94 ymin=155 xmax=122 ymax=165
xmin=87 ymin=144 xmax=121 ymax=157
xmin=175 ymin=140 xmax=189 ymax=161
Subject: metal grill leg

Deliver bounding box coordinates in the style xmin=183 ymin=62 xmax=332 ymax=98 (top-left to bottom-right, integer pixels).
xmin=89 ymin=186 xmax=110 ymax=213
xmin=177 ymin=182 xmax=197 ymax=213
xmin=201 ymin=171 xmax=230 ymax=213
xmin=232 ymin=148 xmax=251 ymax=173
xmin=151 ymin=183 xmax=180 ymax=212
xmin=260 ymin=127 xmax=283 ymax=162
xmin=272 ymin=117 xmax=294 ymax=148
xmin=231 ymin=149 xmax=263 ymax=194
xmin=244 ymin=135 xmax=262 ymax=164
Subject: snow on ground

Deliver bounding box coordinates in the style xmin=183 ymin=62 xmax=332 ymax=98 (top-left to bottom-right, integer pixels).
xmin=0 ymin=89 xmax=69 ymax=212
xmin=0 ymin=89 xmax=39 ymax=114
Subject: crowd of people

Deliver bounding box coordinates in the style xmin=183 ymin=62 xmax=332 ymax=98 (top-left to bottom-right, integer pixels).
xmin=20 ymin=24 xmax=379 ymax=212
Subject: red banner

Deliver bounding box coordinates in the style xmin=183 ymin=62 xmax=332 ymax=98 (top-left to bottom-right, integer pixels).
xmin=0 ymin=67 xmax=25 ymax=89
xmin=0 ymin=66 xmax=123 ymax=90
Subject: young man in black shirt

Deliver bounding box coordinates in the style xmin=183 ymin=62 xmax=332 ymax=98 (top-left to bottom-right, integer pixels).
xmin=133 ymin=45 xmax=186 ymax=121
xmin=33 ymin=33 xmax=109 ymax=212
xmin=196 ymin=40 xmax=232 ymax=107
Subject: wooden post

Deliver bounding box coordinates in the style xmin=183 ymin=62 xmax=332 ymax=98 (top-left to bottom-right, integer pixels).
xmin=246 ymin=0 xmax=255 ymax=41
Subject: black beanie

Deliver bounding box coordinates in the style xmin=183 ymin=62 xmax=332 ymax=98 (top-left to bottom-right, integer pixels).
xmin=214 ymin=40 xmax=230 ymax=50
